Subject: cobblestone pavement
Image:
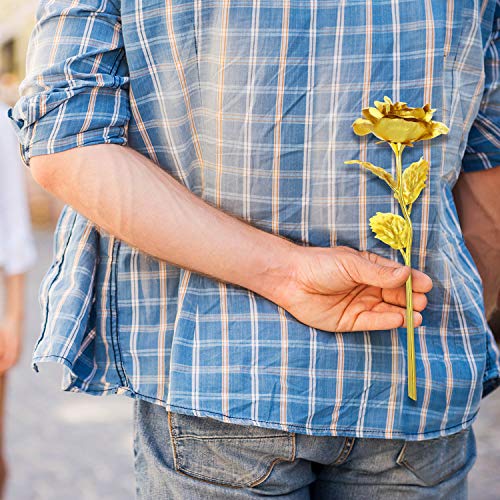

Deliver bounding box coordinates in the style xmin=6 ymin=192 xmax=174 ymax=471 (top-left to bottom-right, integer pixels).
xmin=3 ymin=230 xmax=500 ymax=499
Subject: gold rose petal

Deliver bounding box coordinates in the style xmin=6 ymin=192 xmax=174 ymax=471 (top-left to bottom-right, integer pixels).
xmin=388 ymin=108 xmax=423 ymax=119
xmin=400 ymin=157 xmax=429 ymax=206
xmin=352 ymin=118 xmax=374 ymax=136
xmin=372 ymin=117 xmax=428 ymax=144
xmin=369 ymin=212 xmax=409 ymax=250
xmin=345 ymin=160 xmax=396 ymax=189
xmin=418 ymin=121 xmax=449 ymax=141
xmin=429 ymin=121 xmax=449 ymax=138
xmin=423 ymin=106 xmax=437 ymax=122
xmin=393 ymin=101 xmax=408 ymax=111
xmin=410 ymin=108 xmax=426 ymax=120
xmin=363 ymin=107 xmax=384 ymax=121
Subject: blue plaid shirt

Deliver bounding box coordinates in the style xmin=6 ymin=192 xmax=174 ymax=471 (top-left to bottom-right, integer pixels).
xmin=9 ymin=0 xmax=500 ymax=440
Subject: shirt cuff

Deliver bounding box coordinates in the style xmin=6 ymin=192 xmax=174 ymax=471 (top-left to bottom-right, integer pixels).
xmin=9 ymin=81 xmax=130 ymax=166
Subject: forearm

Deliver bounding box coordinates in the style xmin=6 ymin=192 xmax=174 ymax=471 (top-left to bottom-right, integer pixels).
xmin=31 ymin=145 xmax=297 ymax=304
xmin=3 ymin=273 xmax=25 ymax=321
xmin=454 ymin=168 xmax=500 ymax=317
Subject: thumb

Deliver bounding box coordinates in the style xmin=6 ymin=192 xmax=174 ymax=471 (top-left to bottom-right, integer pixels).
xmin=347 ymin=254 xmax=410 ymax=289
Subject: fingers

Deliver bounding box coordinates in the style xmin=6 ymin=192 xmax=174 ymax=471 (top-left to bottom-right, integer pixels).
xmin=347 ymin=308 xmax=423 ymax=332
xmin=409 ymin=269 xmax=433 ymax=293
xmin=0 ymin=358 xmax=10 ymax=375
xmin=382 ymin=288 xmax=428 ymax=311
xmin=348 ymin=250 xmax=433 ymax=292
xmin=371 ymin=302 xmax=423 ymax=327
xmin=0 ymin=334 xmax=17 ymax=375
xmin=344 ymin=253 xmax=411 ymax=289
xmin=360 ymin=250 xmax=433 ymax=292
xmin=0 ymin=353 xmax=17 ymax=375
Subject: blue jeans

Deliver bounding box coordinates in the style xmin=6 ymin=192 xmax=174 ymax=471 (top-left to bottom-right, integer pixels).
xmin=134 ymin=400 xmax=476 ymax=499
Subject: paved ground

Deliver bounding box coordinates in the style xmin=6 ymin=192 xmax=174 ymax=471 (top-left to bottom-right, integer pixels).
xmin=3 ymin=229 xmax=500 ymax=499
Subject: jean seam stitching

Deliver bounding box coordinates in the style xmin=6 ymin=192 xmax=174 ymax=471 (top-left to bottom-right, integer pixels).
xmin=249 ymin=432 xmax=296 ymax=487
xmin=331 ymin=437 xmax=356 ymax=465
xmin=331 ymin=437 xmax=349 ymax=465
xmin=174 ymin=435 xmax=293 ymax=441
xmin=167 ymin=411 xmax=181 ymax=473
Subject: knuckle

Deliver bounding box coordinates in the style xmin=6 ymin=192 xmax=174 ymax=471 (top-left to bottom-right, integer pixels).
xmin=361 ymin=250 xmax=377 ymax=263
xmin=339 ymin=255 xmax=360 ymax=282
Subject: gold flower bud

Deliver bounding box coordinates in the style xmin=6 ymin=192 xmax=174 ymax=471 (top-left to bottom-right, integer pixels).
xmin=351 ymin=96 xmax=449 ymax=145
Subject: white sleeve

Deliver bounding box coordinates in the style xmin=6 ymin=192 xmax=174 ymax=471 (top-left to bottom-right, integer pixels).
xmin=0 ymin=105 xmax=37 ymax=276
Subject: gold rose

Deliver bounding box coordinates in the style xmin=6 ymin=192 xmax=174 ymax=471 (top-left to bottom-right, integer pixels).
xmin=345 ymin=96 xmax=449 ymax=401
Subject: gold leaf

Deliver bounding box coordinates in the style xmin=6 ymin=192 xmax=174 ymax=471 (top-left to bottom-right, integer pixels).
xmin=369 ymin=212 xmax=409 ymax=250
xmin=345 ymin=160 xmax=396 ymax=189
xmin=400 ymin=157 xmax=429 ymax=205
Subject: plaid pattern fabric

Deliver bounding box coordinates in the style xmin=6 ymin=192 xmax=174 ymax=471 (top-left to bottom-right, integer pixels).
xmin=10 ymin=0 xmax=500 ymax=439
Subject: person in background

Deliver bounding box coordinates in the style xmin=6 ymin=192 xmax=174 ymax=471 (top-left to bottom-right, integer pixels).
xmin=0 ymin=98 xmax=36 ymax=497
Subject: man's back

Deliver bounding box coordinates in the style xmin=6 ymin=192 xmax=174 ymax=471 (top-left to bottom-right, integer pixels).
xmin=11 ymin=0 xmax=500 ymax=440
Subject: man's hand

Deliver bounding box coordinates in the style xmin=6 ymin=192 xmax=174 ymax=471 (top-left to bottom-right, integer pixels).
xmin=0 ymin=316 xmax=22 ymax=374
xmin=278 ymin=246 xmax=431 ymax=332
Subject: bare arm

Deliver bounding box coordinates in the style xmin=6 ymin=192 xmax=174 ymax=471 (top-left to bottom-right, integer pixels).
xmin=30 ymin=144 xmax=432 ymax=332
xmin=0 ymin=273 xmax=25 ymax=373
xmin=454 ymin=167 xmax=500 ymax=318
xmin=3 ymin=274 xmax=24 ymax=322
xmin=33 ymin=145 xmax=298 ymax=304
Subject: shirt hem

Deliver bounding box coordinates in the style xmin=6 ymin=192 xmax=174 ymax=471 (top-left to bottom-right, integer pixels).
xmin=162 ymin=402 xmax=479 ymax=441
xmin=33 ymin=354 xmax=487 ymax=441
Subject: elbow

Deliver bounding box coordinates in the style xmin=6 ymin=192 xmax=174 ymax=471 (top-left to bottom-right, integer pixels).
xmin=30 ymin=155 xmax=61 ymax=193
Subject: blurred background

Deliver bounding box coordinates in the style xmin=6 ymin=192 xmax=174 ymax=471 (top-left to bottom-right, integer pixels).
xmin=0 ymin=2 xmax=499 ymax=499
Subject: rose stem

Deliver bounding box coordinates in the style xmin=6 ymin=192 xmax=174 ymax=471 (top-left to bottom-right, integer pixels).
xmin=393 ymin=142 xmax=417 ymax=401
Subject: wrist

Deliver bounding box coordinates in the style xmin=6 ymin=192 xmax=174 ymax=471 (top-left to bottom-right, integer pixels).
xmin=249 ymin=237 xmax=303 ymax=308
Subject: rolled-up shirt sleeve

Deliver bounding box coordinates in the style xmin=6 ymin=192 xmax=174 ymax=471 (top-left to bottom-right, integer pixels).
xmin=8 ymin=0 xmax=130 ymax=166
xmin=462 ymin=1 xmax=500 ymax=173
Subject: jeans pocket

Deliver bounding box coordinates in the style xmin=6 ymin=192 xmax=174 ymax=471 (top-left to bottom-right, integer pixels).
xmin=397 ymin=428 xmax=476 ymax=487
xmin=167 ymin=411 xmax=296 ymax=488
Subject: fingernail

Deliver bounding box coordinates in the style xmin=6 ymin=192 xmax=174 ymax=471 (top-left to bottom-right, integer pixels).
xmin=419 ymin=312 xmax=426 ymax=327
xmin=413 ymin=312 xmax=423 ymax=325
xmin=392 ymin=267 xmax=405 ymax=276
